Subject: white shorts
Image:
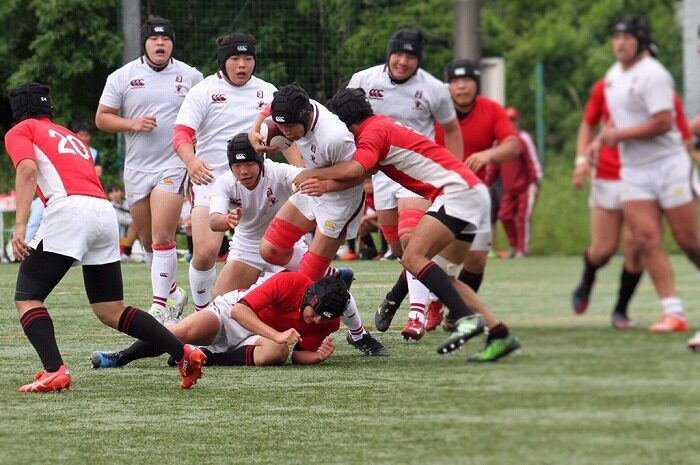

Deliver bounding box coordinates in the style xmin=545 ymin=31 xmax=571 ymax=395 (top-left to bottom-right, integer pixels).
xmin=227 ymin=238 xmax=308 ymax=273
xmin=191 ymin=166 xmax=230 ymax=208
xmin=469 ymin=231 xmax=492 ymax=252
xmin=203 ymin=290 xmax=260 ymax=353
xmin=372 ymin=171 xmax=421 ymax=211
xmin=427 ymin=184 xmax=492 ymax=237
xmin=288 ymin=188 xmax=364 ymax=240
xmin=621 ymin=154 xmax=694 ymax=209
xmin=588 ymin=178 xmax=622 ymax=211
xmin=124 ymin=166 xmax=187 ymax=206
xmin=31 ymin=196 xmax=120 ymax=265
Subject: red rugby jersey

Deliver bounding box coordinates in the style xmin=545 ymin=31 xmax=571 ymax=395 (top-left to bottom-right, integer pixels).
xmin=239 ymin=272 xmax=340 ymax=352
xmin=5 ymin=118 xmax=105 ymax=205
xmin=434 ymin=95 xmax=517 ymax=180
xmin=354 ymin=115 xmax=481 ymax=201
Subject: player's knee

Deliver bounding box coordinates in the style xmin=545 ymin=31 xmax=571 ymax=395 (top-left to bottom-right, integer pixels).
xmin=257 ymin=341 xmax=289 ymax=366
xmin=260 ymin=240 xmax=290 ymax=266
xmin=91 ymin=302 xmax=122 ymax=329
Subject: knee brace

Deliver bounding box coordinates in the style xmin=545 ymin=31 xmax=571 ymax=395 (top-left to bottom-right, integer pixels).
xmin=263 ymin=218 xmax=306 ymax=250
xmin=432 ymin=255 xmax=463 ymax=278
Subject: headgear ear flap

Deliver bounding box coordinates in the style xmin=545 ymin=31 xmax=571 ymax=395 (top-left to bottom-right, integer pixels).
xmin=9 ymin=82 xmax=53 ymax=123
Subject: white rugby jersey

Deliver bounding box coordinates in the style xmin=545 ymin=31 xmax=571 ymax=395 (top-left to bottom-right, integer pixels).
xmin=293 ymin=101 xmax=364 ymax=203
xmin=604 ymin=56 xmax=684 ymax=167
xmin=209 ymin=158 xmax=302 ymax=250
xmin=176 ymin=72 xmax=276 ymax=172
xmin=348 ymin=65 xmax=455 ymax=139
xmin=99 ymin=57 xmax=203 ymax=172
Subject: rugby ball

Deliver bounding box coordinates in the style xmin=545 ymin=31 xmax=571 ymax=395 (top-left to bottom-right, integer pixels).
xmin=260 ymin=117 xmax=293 ymax=150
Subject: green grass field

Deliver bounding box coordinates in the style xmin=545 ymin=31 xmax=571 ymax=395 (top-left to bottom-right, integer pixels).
xmin=1 ymin=256 xmax=699 ymax=465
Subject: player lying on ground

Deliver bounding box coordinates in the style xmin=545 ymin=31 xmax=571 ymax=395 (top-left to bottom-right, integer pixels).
xmin=293 ymin=88 xmax=520 ymax=362
xmin=208 ymin=133 xmax=387 ymax=355
xmin=91 ymin=272 xmax=349 ymax=367
xmin=5 ymin=82 xmax=205 ymax=392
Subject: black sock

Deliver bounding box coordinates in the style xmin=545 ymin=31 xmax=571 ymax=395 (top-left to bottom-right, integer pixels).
xmin=416 ymin=262 xmax=473 ymax=321
xmin=347 ymin=239 xmax=356 ymax=253
xmin=115 ymin=340 xmax=165 ymax=366
xmin=20 ymin=307 xmax=63 ymax=372
xmin=613 ymin=268 xmax=643 ymax=317
xmin=386 ymin=269 xmax=408 ymax=305
xmin=117 ymin=306 xmax=184 ymax=362
xmin=458 ymin=269 xmax=483 ymax=293
xmin=487 ymin=322 xmax=509 ymax=342
xmin=581 ymin=251 xmax=604 ymax=289
xmin=200 ymin=346 xmax=256 ymax=366
xmin=360 ymin=233 xmax=376 ymax=251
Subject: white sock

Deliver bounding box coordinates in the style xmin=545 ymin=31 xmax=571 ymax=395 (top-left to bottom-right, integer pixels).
xmin=342 ymin=294 xmax=367 ymax=341
xmin=189 ymin=263 xmax=216 ymax=310
xmin=661 ymin=297 xmax=684 ymax=317
xmin=284 ymin=243 xmax=307 ymax=271
xmin=407 ymin=271 xmax=430 ymax=323
xmin=151 ymin=245 xmax=177 ymax=307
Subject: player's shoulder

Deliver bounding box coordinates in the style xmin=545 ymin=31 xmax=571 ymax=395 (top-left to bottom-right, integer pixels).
xmin=350 ymin=65 xmax=384 ymax=82
xmin=108 ymin=57 xmax=144 ymax=79
xmin=415 ymin=68 xmax=445 ymax=87
xmin=170 ymin=58 xmax=203 ymax=78
xmin=248 ymin=75 xmax=277 ymax=90
xmin=639 ymin=57 xmax=672 ymax=79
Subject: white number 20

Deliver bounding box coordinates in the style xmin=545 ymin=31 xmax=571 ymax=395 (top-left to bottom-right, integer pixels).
xmin=48 ymin=129 xmax=91 ymax=160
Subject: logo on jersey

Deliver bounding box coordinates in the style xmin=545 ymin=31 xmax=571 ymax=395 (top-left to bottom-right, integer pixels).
xmin=211 ymin=94 xmax=227 ymax=103
xmin=162 ymin=177 xmax=174 ymax=186
xmin=231 ymin=198 xmax=242 ymax=208
xmin=413 ymin=100 xmax=424 ymax=111
xmin=368 ymin=89 xmax=384 ymax=99
xmin=257 ymin=100 xmax=265 ymax=110
xmin=257 ymin=90 xmax=263 ymax=98
xmin=414 ymin=90 xmax=423 ymax=99
xmin=266 ymin=188 xmax=278 ymax=207
xmin=176 ymin=75 xmax=183 ymax=83
xmin=323 ymin=220 xmax=338 ymax=232
xmin=130 ymin=79 xmax=145 ymax=88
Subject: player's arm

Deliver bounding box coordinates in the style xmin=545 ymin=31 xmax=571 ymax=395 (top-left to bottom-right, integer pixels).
xmin=293 ymin=160 xmax=365 ymax=187
xmin=465 ymin=135 xmax=520 ymax=173
xmin=12 ymin=159 xmax=38 ymax=260
xmin=572 ymin=120 xmax=597 ymax=189
xmin=601 ymin=111 xmax=673 ymax=147
xmin=440 ymin=118 xmax=464 ymax=159
xmin=95 ymin=104 xmax=157 ymax=133
xmin=209 ymin=209 xmax=240 ymax=232
xmin=173 ymin=124 xmax=213 ymax=185
xmin=247 ymin=109 xmax=278 ymax=154
xmin=290 ymin=336 xmax=336 ymax=365
xmin=230 ymin=302 xmax=301 ymax=345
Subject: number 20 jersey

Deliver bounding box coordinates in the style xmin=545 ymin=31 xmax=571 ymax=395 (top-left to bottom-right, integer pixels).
xmin=5 ymin=118 xmax=106 ymax=205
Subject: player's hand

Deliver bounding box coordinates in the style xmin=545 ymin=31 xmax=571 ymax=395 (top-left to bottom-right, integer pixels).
xmin=226 ymin=208 xmax=241 ymax=229
xmin=465 ymin=151 xmax=491 ymax=173
xmin=292 ymin=170 xmax=314 ymax=187
xmin=297 ymin=178 xmax=327 ymax=197
xmin=11 ymin=225 xmax=30 ymax=261
xmin=248 ymin=130 xmax=278 ymax=154
xmin=316 ymin=336 xmax=336 ymax=362
xmin=600 ymin=123 xmax=618 ymax=147
xmin=572 ymin=163 xmax=589 ymax=190
xmin=275 ymin=328 xmax=301 ymax=345
xmin=187 ymin=158 xmax=214 ymax=185
xmin=131 ymin=115 xmax=157 ymax=132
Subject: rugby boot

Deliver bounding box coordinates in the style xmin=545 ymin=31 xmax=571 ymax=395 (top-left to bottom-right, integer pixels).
xmin=337 ymin=267 xmax=355 ymax=290
xmin=425 ymin=300 xmax=444 ymax=332
xmin=90 ymin=351 xmax=120 ymax=368
xmin=437 ymin=315 xmax=485 ymax=355
xmin=346 ymin=332 xmax=390 ymax=356
xmin=687 ymin=331 xmax=700 ymax=352
xmin=468 ymin=335 xmax=521 ymax=363
xmin=611 ymin=312 xmax=637 ymax=330
xmin=375 ymin=297 xmax=400 ymax=332
xmin=178 ymin=344 xmax=206 ymax=389
xmin=401 ymin=318 xmax=425 ymax=341
xmin=18 ymin=365 xmax=71 ymax=393
xmin=648 ymin=314 xmax=689 ymax=333
xmin=571 ymin=280 xmax=592 ymax=314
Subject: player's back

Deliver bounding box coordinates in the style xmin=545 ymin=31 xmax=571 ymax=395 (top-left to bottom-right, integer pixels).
xmin=5 ymin=118 xmax=105 ymax=204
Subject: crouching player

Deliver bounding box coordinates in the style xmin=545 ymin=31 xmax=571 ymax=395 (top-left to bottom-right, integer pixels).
xmin=91 ymin=272 xmax=349 ymax=367
xmin=5 ymin=82 xmax=205 ymax=392
xmin=295 ymin=88 xmax=520 ymax=362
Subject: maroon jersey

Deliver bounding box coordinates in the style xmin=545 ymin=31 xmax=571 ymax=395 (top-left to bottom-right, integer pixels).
xmin=486 ymin=129 xmax=543 ymax=193
xmin=5 ymin=118 xmax=105 ymax=205
xmin=353 ymin=115 xmax=481 ymax=201
xmin=239 ymin=272 xmax=340 ymax=351
xmin=434 ymin=95 xmax=517 ymax=180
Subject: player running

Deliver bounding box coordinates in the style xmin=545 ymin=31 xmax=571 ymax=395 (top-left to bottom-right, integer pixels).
xmin=6 ymin=82 xmax=205 ymax=392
